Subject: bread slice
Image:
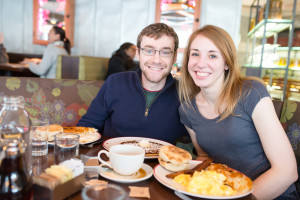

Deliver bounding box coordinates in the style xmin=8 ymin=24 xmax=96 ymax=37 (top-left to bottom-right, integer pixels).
xmin=158 ymin=157 xmax=190 ymax=172
xmin=159 ymin=145 xmax=192 ymax=165
xmin=158 ymin=145 xmax=192 ymax=172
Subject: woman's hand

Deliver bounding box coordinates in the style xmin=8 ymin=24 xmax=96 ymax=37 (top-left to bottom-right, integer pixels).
xmin=31 ymin=58 xmax=41 ymax=64
xmin=21 ymin=58 xmax=41 ymax=64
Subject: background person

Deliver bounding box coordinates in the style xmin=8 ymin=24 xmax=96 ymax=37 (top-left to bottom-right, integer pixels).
xmin=23 ymin=26 xmax=70 ymax=78
xmin=178 ymin=25 xmax=298 ymax=199
xmin=77 ymin=23 xmax=188 ymax=144
xmin=0 ymin=33 xmax=9 ymax=63
xmin=105 ymin=42 xmax=138 ymax=79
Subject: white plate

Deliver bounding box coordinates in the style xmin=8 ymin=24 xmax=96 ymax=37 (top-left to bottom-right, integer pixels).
xmin=154 ymin=160 xmax=254 ymax=200
xmin=102 ymin=137 xmax=172 ymax=159
xmin=47 ymin=132 xmax=101 ymax=145
xmin=79 ymin=132 xmax=101 ymax=145
xmin=98 ymin=163 xmax=153 ymax=184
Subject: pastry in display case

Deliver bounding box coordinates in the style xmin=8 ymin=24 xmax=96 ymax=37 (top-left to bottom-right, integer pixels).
xmin=243 ymin=0 xmax=299 ymax=101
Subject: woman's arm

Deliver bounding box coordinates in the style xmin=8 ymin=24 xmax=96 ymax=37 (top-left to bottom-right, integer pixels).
xmin=184 ymin=126 xmax=209 ymax=161
xmin=28 ymin=46 xmax=54 ymax=76
xmin=252 ymin=97 xmax=297 ymax=199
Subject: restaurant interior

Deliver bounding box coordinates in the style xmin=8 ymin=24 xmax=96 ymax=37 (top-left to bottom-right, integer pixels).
xmin=1 ymin=0 xmax=299 ymax=101
xmin=1 ymin=0 xmax=300 ymax=199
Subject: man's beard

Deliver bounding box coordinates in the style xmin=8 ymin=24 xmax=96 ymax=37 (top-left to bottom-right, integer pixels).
xmin=141 ymin=68 xmax=170 ymax=84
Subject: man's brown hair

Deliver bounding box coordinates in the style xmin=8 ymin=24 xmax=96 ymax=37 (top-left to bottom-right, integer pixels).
xmin=137 ymin=23 xmax=179 ymax=52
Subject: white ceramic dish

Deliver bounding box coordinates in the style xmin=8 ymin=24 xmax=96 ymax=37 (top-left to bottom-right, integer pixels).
xmin=79 ymin=132 xmax=101 ymax=145
xmin=98 ymin=163 xmax=153 ymax=184
xmin=48 ymin=132 xmax=101 ymax=145
xmin=154 ymin=160 xmax=254 ymax=199
xmin=102 ymin=137 xmax=172 ymax=159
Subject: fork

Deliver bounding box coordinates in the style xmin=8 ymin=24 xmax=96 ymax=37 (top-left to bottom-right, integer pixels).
xmin=174 ymin=190 xmax=194 ymax=200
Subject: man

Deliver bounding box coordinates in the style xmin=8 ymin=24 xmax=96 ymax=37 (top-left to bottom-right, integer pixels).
xmin=77 ymin=23 xmax=188 ymax=143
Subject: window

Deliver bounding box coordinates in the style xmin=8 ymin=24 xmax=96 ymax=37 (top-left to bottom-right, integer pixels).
xmin=155 ymin=0 xmax=201 ymax=52
xmin=33 ymin=0 xmax=75 ymax=46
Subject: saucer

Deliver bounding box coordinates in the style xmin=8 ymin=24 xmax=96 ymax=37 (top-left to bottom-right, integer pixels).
xmin=98 ymin=163 xmax=153 ymax=183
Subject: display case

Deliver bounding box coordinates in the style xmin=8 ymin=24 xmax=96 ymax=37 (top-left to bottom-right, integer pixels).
xmin=244 ymin=0 xmax=298 ymax=101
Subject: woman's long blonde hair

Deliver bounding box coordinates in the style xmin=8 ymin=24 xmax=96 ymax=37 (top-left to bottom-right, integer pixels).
xmin=178 ymin=25 xmax=263 ymax=121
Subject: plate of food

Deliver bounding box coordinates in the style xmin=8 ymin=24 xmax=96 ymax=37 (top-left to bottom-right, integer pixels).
xmin=154 ymin=146 xmax=254 ymax=199
xmin=102 ymin=137 xmax=172 ymax=159
xmin=45 ymin=124 xmax=64 ymax=145
xmin=63 ymin=126 xmax=101 ymax=145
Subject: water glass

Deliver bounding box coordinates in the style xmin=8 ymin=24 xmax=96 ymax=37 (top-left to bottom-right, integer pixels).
xmin=54 ymin=133 xmax=79 ymax=164
xmin=31 ymin=120 xmax=49 ymax=156
xmin=81 ymin=184 xmax=126 ymax=200
xmin=32 ymin=155 xmax=48 ymax=176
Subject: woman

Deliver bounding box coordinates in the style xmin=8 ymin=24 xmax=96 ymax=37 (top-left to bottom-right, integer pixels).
xmin=105 ymin=42 xmax=138 ymax=79
xmin=26 ymin=26 xmax=70 ymax=78
xmin=178 ymin=25 xmax=298 ymax=199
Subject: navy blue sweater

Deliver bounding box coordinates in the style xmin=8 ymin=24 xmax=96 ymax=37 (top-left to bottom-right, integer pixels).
xmin=77 ymin=69 xmax=188 ymax=144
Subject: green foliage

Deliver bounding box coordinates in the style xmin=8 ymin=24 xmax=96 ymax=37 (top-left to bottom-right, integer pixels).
xmin=280 ymin=101 xmax=297 ymax=123
xmin=77 ymin=84 xmax=100 ymax=105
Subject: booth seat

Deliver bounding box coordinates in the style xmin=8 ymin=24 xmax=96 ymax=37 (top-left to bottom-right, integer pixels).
xmin=278 ymin=100 xmax=300 ymax=194
xmin=6 ymin=52 xmax=109 ymax=80
xmin=0 ymin=76 xmax=103 ymax=126
xmin=56 ymin=55 xmax=109 ymax=80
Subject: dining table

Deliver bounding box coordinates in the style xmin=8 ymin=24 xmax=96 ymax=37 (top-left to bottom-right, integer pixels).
xmin=0 ymin=62 xmax=38 ymax=77
xmin=33 ymin=135 xmax=255 ymax=200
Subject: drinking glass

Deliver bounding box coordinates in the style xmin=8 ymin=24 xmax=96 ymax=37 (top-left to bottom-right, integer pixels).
xmin=32 ymin=155 xmax=48 ymax=176
xmin=81 ymin=184 xmax=126 ymax=200
xmin=31 ymin=120 xmax=49 ymax=156
xmin=54 ymin=133 xmax=79 ymax=164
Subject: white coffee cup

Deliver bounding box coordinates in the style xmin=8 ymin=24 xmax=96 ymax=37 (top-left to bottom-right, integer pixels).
xmin=98 ymin=145 xmax=145 ymax=176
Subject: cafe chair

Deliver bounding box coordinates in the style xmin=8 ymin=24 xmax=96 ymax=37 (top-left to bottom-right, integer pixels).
xmin=56 ymin=55 xmax=79 ymax=79
xmin=78 ymin=56 xmax=109 ymax=81
xmin=56 ymin=55 xmax=109 ymax=81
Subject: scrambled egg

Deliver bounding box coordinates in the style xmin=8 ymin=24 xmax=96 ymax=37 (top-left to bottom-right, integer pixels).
xmin=174 ymin=174 xmax=191 ymax=187
xmin=174 ymin=170 xmax=237 ymax=196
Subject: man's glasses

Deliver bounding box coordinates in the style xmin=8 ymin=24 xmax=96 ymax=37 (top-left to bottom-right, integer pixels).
xmin=139 ymin=48 xmax=174 ymax=58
